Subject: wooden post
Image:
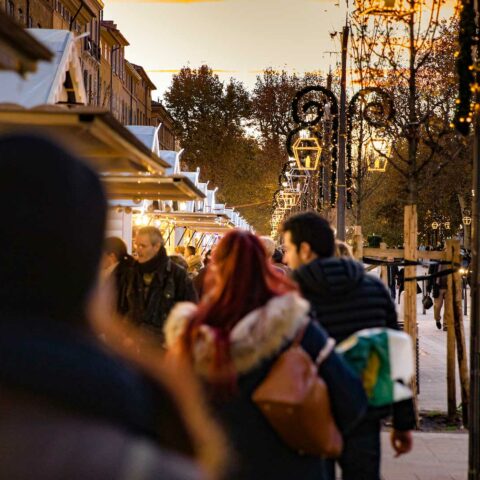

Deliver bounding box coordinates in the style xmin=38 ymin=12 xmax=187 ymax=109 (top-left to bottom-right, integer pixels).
xmin=352 ymin=225 xmax=363 ymax=261
xmin=445 ymin=240 xmax=457 ymax=420
xmin=451 ymin=240 xmax=470 ymax=425
xmin=404 ymin=205 xmax=418 ymax=420
xmin=379 ymin=242 xmax=389 ymax=286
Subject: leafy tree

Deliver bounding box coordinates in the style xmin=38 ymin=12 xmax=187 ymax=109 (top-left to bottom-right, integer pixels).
xmin=165 ymin=65 xmax=276 ymax=232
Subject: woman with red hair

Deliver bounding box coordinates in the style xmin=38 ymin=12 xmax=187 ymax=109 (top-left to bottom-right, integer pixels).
xmin=164 ymin=230 xmax=366 ymax=480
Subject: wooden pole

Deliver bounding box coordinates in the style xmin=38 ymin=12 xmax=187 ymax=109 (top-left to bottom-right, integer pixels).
xmin=404 ymin=205 xmax=418 ymax=419
xmin=451 ymin=239 xmax=470 ymax=426
xmin=445 ymin=239 xmax=457 ymax=420
xmin=336 ymin=25 xmax=349 ymax=241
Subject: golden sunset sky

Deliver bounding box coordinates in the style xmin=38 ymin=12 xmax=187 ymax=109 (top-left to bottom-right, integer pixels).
xmin=104 ymin=0 xmax=349 ymax=97
xmin=103 ymin=0 xmax=456 ymax=98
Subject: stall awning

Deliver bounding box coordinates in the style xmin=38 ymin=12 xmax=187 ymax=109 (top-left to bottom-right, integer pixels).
xmin=0 ymin=105 xmax=169 ymax=174
xmin=0 ymin=12 xmax=52 ymax=75
xmin=103 ymin=174 xmax=205 ymax=201
xmin=153 ymin=212 xmax=235 ymax=233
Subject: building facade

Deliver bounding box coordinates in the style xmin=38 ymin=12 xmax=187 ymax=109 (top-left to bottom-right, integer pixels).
xmin=2 ymin=0 xmax=178 ymax=147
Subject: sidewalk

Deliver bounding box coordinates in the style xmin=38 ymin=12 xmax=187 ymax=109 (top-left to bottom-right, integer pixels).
xmin=381 ymin=431 xmax=468 ymax=480
xmin=381 ymin=270 xmax=470 ymax=479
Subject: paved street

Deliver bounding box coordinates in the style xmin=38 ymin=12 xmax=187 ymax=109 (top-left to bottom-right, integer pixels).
xmin=381 ymin=431 xmax=467 ymax=480
xmin=380 ymin=269 xmax=469 ymax=479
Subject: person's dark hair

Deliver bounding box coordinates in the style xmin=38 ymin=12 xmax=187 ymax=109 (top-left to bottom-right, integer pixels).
xmin=0 ymin=134 xmax=107 ymax=322
xmin=281 ymin=212 xmax=335 ymax=258
xmin=272 ymin=248 xmax=284 ymax=264
xmin=170 ymin=254 xmax=188 ymax=270
xmin=104 ymin=236 xmax=128 ymax=262
xmin=186 ymin=246 xmax=196 ymax=256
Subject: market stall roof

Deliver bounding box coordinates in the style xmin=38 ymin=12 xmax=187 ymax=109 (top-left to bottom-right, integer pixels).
xmin=0 ymin=12 xmax=53 ymax=75
xmin=0 ymin=105 xmax=169 ymax=174
xmin=153 ymin=212 xmax=235 ymax=234
xmin=0 ymin=29 xmax=86 ymax=106
xmin=102 ymin=174 xmax=205 ymax=201
xmin=161 ymin=149 xmax=183 ymax=175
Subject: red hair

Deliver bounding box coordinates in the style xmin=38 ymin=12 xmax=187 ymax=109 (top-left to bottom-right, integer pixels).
xmin=183 ymin=230 xmax=297 ymax=389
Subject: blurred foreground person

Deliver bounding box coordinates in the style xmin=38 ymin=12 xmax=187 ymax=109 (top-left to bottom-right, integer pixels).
xmin=0 ymin=134 xmax=223 ymax=480
xmin=123 ymin=227 xmax=197 ymax=340
xmin=282 ymin=212 xmax=415 ymax=480
xmin=164 ymin=230 xmax=367 ymax=480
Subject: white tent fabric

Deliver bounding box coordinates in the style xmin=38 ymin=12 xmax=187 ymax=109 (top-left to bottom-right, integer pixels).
xmin=127 ymin=125 xmax=161 ymax=157
xmin=161 ymin=149 xmax=183 ymax=175
xmin=0 ymin=29 xmax=86 ymax=107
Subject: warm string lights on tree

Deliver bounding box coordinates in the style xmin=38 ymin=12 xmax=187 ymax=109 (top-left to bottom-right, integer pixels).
xmin=453 ymin=0 xmax=476 ymax=135
xmin=346 ymin=87 xmax=394 ymax=208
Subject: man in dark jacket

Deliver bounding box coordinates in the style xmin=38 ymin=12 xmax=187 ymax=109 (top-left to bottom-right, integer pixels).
xmin=282 ymin=212 xmax=415 ymax=480
xmin=124 ymin=226 xmax=197 ymax=340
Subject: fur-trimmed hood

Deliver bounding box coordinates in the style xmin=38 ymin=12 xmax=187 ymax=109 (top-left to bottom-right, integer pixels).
xmin=164 ymin=292 xmax=310 ymax=376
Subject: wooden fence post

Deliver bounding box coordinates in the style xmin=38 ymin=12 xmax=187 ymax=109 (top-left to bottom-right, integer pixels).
xmin=451 ymin=240 xmax=470 ymax=425
xmin=445 ymin=240 xmax=457 ymax=420
xmin=352 ymin=226 xmax=363 ymax=261
xmin=404 ymin=205 xmax=418 ymax=421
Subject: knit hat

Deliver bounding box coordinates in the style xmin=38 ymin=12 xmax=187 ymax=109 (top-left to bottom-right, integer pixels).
xmin=0 ymin=133 xmax=107 ymax=320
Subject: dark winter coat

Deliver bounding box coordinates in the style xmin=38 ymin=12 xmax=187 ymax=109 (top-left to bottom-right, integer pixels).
xmin=165 ymin=293 xmax=367 ymax=480
xmin=0 ymin=314 xmax=203 ymax=479
xmin=123 ymin=250 xmax=197 ymax=339
xmin=293 ymin=257 xmax=415 ymax=431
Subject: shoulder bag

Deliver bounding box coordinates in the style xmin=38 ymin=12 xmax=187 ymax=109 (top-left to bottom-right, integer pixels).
xmin=252 ymin=326 xmax=342 ymax=458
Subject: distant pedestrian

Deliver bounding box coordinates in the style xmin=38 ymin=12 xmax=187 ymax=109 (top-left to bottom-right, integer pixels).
xmin=273 ymin=247 xmax=291 ymax=275
xmin=185 ymin=246 xmax=203 ymax=278
xmin=193 ymin=249 xmax=212 ymax=299
xmin=335 ymin=240 xmax=353 ymax=258
xmin=170 ymin=254 xmax=189 ymax=271
xmin=282 ymin=212 xmax=415 ymax=480
xmin=427 ymin=257 xmax=449 ymax=331
xmin=123 ymin=227 xmax=197 ymax=341
xmin=102 ymin=236 xmax=135 ymax=315
xmin=260 ymin=235 xmax=287 ymax=275
xmin=164 ymin=230 xmax=367 ymax=480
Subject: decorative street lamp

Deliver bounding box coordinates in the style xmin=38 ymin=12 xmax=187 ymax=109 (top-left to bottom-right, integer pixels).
xmin=464 ymin=216 xmax=473 ymax=226
xmin=292 ymin=137 xmax=322 ymax=171
xmin=432 ymin=221 xmax=439 ymax=230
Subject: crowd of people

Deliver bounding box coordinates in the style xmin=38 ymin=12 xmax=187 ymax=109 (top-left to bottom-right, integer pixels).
xmin=0 ymin=133 xmax=415 ymax=480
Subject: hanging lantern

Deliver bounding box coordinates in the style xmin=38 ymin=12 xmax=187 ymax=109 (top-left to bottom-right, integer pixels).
xmin=444 ymin=221 xmax=451 ymax=230
xmin=356 ymin=0 xmax=414 ymax=17
xmin=367 ymin=138 xmax=389 ymax=172
xmin=431 ymin=221 xmax=439 ymax=230
xmin=463 ymin=216 xmax=472 ymax=226
xmin=292 ymin=137 xmax=322 ymax=171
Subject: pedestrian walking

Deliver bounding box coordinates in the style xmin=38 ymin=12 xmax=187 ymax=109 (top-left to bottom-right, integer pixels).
xmin=281 ymin=212 xmax=415 ymax=480
xmin=0 ymin=134 xmax=209 ymax=480
xmin=122 ymin=227 xmax=197 ymax=341
xmin=427 ymin=258 xmax=449 ymax=330
xmin=164 ymin=230 xmax=367 ymax=480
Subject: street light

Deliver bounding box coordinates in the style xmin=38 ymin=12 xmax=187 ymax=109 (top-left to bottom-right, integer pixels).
xmin=292 ymin=137 xmax=322 ymax=171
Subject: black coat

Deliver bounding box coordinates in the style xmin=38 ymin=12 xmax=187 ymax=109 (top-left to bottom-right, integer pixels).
xmin=293 ymin=257 xmax=398 ymax=343
xmin=123 ymin=254 xmax=197 ymax=338
xmin=293 ymin=257 xmax=415 ymax=431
